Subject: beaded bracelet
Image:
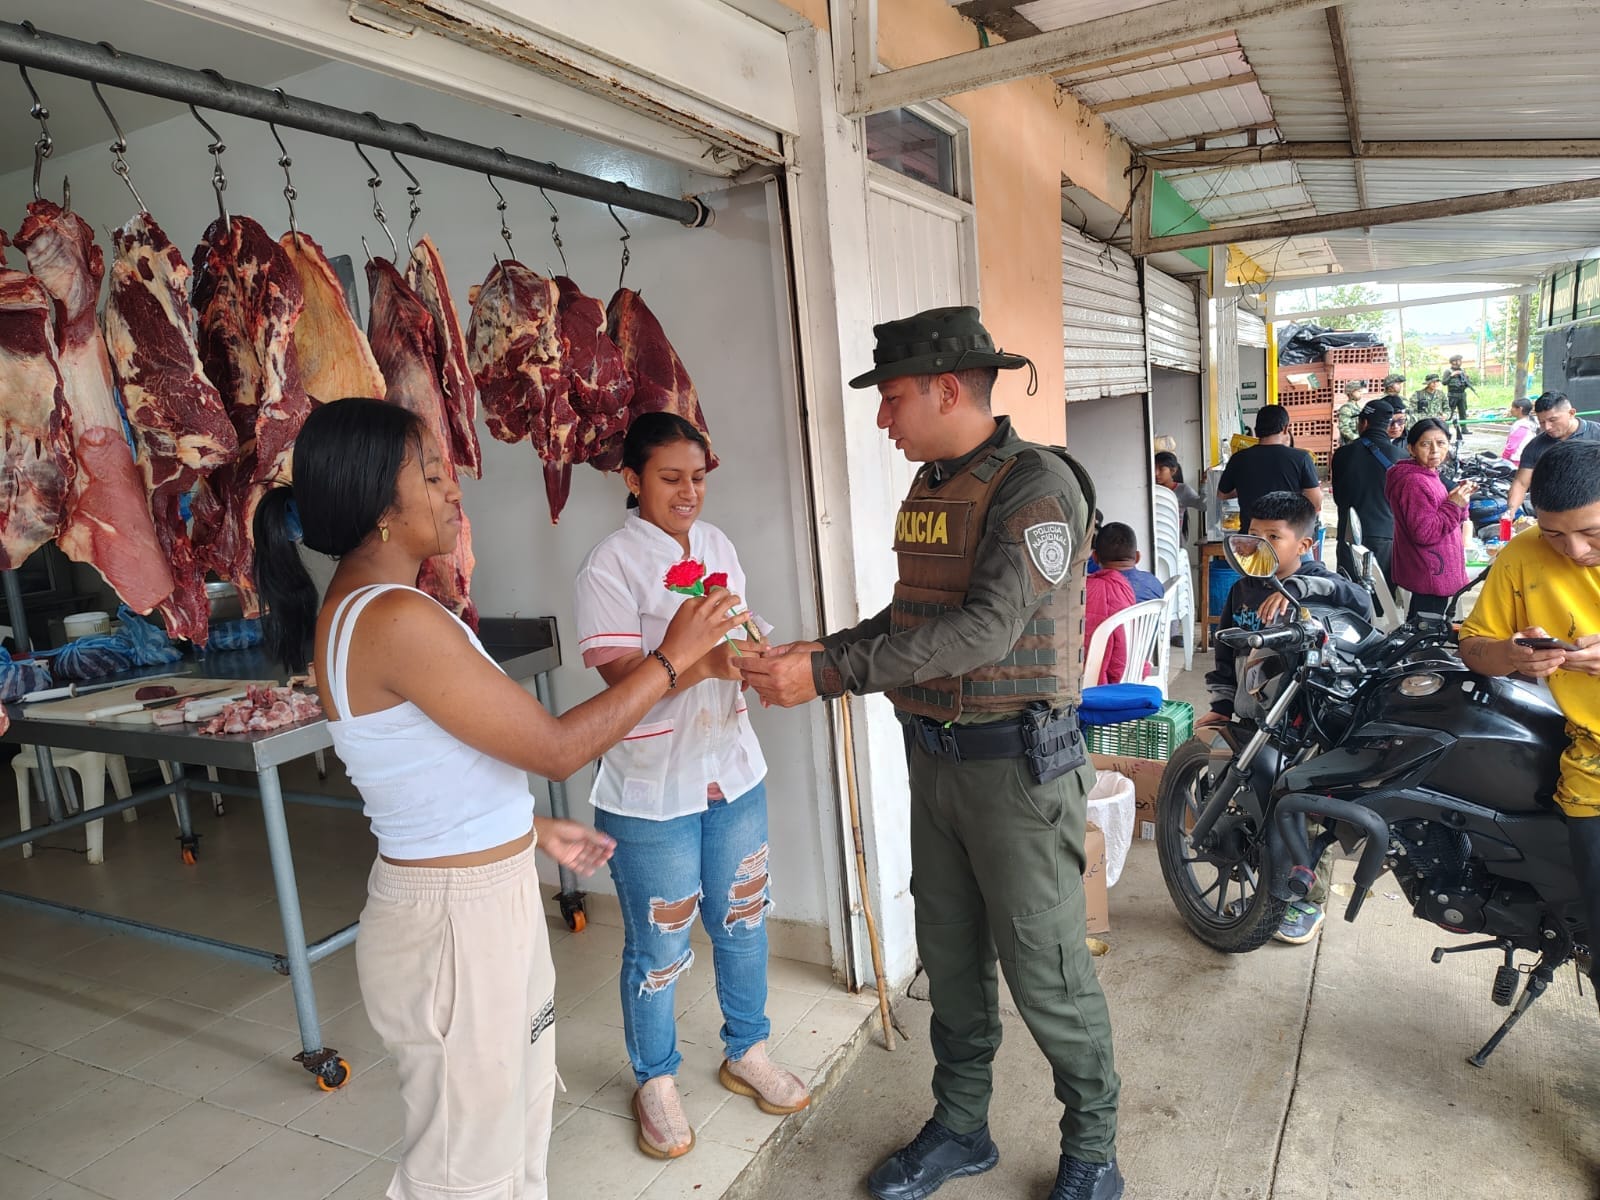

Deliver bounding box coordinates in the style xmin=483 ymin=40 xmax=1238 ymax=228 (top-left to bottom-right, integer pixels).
xmin=650 ymin=649 xmax=678 ymax=689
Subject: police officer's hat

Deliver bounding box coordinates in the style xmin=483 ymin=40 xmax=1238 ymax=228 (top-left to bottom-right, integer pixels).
xmin=849 ymin=306 xmax=1032 ymax=389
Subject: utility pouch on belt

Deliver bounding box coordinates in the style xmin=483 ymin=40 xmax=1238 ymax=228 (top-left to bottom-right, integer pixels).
xmin=1020 ymin=703 xmax=1086 ymax=785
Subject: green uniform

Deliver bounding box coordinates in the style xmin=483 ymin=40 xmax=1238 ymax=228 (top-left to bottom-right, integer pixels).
xmin=1411 ymin=386 xmax=1450 ymax=422
xmin=1337 ymin=401 xmax=1362 ymax=444
xmin=809 ymin=416 xmax=1120 ymax=1161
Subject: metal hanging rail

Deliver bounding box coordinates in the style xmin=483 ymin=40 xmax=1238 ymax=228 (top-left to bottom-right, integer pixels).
xmin=0 ymin=19 xmax=710 ymax=228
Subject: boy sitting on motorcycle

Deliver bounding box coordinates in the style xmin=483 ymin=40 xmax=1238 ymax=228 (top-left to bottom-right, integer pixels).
xmin=1458 ymin=439 xmax=1600 ymax=1003
xmin=1201 ymin=490 xmax=1374 ymax=944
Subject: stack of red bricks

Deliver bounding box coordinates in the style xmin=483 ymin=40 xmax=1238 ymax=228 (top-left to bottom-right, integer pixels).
xmin=1277 ymin=344 xmax=1389 ymax=472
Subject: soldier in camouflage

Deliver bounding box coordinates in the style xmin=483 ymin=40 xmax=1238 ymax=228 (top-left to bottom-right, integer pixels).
xmin=1411 ymin=373 xmax=1451 ymax=422
xmin=1337 ymin=381 xmax=1367 ymax=445
xmin=738 ymin=306 xmax=1124 ymax=1200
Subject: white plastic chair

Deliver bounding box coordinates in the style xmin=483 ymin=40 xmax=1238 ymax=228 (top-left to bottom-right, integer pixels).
xmin=1082 ymin=596 xmax=1170 ymax=696
xmin=1152 ymin=489 xmax=1195 ymax=670
xmin=12 ymin=748 xmax=137 ymax=865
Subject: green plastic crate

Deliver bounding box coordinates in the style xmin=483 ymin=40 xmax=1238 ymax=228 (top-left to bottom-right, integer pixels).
xmin=1084 ymin=700 xmax=1195 ymax=761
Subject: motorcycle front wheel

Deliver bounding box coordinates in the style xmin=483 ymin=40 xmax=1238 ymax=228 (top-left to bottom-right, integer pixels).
xmin=1156 ymin=737 xmax=1287 ymax=953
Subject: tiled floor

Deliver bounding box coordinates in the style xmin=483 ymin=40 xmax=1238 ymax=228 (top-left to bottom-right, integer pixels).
xmin=0 ymin=760 xmax=872 ymax=1200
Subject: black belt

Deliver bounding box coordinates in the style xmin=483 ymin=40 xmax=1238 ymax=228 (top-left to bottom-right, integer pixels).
xmin=902 ymin=707 xmax=1077 ymax=762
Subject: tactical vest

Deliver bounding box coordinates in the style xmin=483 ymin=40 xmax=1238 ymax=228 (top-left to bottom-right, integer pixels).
xmin=888 ymin=442 xmax=1095 ymax=721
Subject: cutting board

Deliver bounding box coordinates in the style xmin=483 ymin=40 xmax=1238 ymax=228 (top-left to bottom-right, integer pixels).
xmin=25 ymin=678 xmax=278 ymax=725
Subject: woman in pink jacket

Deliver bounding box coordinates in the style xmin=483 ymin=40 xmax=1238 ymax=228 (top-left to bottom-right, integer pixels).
xmin=1385 ymin=417 xmax=1477 ymax=621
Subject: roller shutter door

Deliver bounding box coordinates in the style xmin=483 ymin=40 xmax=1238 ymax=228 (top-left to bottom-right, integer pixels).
xmin=1145 ymin=266 xmax=1202 ymax=373
xmin=1062 ymin=226 xmax=1147 ymax=402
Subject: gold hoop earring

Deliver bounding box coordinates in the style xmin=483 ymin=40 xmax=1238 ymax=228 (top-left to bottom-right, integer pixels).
xmin=379 ymin=523 xmax=390 ymax=543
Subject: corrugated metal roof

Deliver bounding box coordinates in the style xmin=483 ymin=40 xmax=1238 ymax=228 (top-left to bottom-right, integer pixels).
xmin=991 ymin=0 xmax=1600 ymax=280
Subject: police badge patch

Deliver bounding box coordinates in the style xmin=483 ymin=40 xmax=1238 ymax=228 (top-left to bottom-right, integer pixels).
xmin=1024 ymin=522 xmax=1071 ymax=585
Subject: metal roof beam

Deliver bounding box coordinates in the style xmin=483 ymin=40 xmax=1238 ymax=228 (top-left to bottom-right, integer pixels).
xmin=1273 ymin=285 xmax=1529 ymax=323
xmin=1142 ymin=140 xmax=1600 ymax=168
xmin=1088 ymin=71 xmax=1258 ymax=113
xmin=1135 ymin=176 xmax=1600 ymax=256
xmin=849 ymin=0 xmax=1333 ymax=116
xmin=1222 ymin=249 xmax=1597 ymax=296
xmin=1140 ymin=121 xmax=1280 ymax=152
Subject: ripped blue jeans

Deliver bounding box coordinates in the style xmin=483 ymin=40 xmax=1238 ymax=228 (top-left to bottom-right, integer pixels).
xmin=594 ymin=782 xmax=772 ymax=1084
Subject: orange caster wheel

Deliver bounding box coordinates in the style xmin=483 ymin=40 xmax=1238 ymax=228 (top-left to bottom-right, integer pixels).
xmin=559 ymin=892 xmax=587 ymax=932
xmin=316 ymin=1058 xmax=352 ymax=1091
xmin=178 ymin=835 xmax=200 ymax=865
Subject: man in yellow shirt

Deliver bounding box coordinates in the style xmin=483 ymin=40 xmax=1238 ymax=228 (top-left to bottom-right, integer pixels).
xmin=1459 ymin=439 xmax=1600 ymax=998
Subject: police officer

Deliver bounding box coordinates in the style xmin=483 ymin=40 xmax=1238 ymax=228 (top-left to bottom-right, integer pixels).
xmin=1336 ymin=381 xmax=1367 ymax=445
xmin=1443 ymin=354 xmax=1477 ymax=430
xmin=1411 ymin=373 xmax=1450 ymax=422
xmin=737 ymin=306 xmax=1123 ymax=1200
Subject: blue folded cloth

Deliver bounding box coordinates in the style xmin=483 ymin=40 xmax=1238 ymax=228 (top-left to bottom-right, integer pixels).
xmin=1079 ymin=683 xmax=1164 ymax=726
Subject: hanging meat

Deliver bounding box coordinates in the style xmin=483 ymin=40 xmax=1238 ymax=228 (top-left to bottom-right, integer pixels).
xmin=367 ymin=257 xmax=478 ymax=626
xmin=607 ymin=288 xmax=717 ymax=471
xmin=13 ymin=201 xmax=174 ymax=613
xmin=406 ymin=237 xmax=482 ymax=478
xmin=0 ymin=229 xmax=74 ymax=571
xmin=105 ymin=212 xmax=239 ymax=643
xmin=466 ymin=260 xmax=578 ymax=522
xmin=280 ymin=231 xmax=386 ymax=404
xmin=556 ymin=276 xmax=633 ymax=477
xmin=189 ymin=216 xmax=311 ymax=617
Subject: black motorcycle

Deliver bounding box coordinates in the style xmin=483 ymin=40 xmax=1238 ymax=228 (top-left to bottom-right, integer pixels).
xmin=1156 ymin=534 xmax=1586 ymax=1066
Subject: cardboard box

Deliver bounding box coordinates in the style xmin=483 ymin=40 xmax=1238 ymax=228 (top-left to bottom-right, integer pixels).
xmin=1083 ymin=821 xmax=1109 ymax=935
xmin=1091 ymin=753 xmax=1167 ymax=840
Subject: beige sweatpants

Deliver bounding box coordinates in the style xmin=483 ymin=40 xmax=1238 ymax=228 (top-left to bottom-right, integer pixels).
xmin=357 ymin=843 xmax=558 ymax=1200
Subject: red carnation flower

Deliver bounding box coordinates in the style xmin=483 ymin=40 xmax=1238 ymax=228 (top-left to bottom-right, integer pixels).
xmin=705 ymin=572 xmax=729 ymax=591
xmin=663 ymin=560 xmax=706 ymax=590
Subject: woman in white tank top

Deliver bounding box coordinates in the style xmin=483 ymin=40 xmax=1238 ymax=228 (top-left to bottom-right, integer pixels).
xmin=252 ymin=398 xmax=744 ymax=1200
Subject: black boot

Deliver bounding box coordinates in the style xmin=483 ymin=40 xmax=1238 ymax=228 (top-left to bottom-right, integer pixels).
xmin=866 ymin=1118 xmax=999 ymax=1200
xmin=1047 ymin=1154 xmax=1125 ymax=1200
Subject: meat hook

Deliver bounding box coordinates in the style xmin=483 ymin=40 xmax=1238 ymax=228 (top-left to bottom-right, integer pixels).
xmin=90 ymin=81 xmax=145 ymax=212
xmin=607 ymin=202 xmax=632 ymax=292
xmin=271 ymin=90 xmax=299 ymax=242
xmin=487 ymin=157 xmax=515 ymax=262
xmin=19 ymin=64 xmax=53 ymax=204
xmin=188 ymin=104 xmax=229 ymax=226
xmin=538 ymin=183 xmax=568 ymax=277
xmin=389 ymin=146 xmax=424 ymax=253
xmin=353 ymin=142 xmax=398 ymax=261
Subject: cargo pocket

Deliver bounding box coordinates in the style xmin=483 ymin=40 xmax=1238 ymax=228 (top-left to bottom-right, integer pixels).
xmin=1008 ymin=885 xmax=1092 ymax=1007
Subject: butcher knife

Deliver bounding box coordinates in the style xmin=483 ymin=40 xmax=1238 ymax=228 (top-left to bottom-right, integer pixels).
xmin=22 ymin=673 xmax=184 ymax=706
xmin=82 ymin=686 xmax=242 ymax=721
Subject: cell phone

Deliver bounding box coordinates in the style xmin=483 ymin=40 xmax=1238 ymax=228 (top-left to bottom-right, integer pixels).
xmin=1514 ymin=636 xmax=1579 ymax=652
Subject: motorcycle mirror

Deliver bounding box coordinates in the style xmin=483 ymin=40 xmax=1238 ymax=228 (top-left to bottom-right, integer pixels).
xmin=1224 ymin=534 xmax=1280 ymax=579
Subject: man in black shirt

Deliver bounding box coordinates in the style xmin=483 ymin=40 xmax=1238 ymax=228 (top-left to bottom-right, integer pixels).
xmin=1330 ymin=399 xmax=1404 ymax=580
xmin=1505 ymin=390 xmax=1600 ymax=516
xmin=1218 ymin=405 xmax=1324 ymax=526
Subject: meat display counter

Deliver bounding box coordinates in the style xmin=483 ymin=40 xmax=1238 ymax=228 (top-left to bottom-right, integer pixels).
xmin=0 ymin=616 xmax=563 ymax=1090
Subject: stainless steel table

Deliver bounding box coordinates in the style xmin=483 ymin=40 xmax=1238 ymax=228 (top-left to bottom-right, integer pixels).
xmin=0 ymin=617 xmax=562 ymax=1090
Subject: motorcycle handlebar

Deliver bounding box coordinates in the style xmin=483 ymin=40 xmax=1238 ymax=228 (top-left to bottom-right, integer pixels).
xmin=1244 ymin=626 xmax=1308 ymax=651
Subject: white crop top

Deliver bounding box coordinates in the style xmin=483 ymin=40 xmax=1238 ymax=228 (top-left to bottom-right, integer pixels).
xmin=323 ymin=584 xmax=533 ymax=860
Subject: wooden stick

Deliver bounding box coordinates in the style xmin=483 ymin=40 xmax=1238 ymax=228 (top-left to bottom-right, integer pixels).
xmin=838 ymin=694 xmax=895 ymax=1051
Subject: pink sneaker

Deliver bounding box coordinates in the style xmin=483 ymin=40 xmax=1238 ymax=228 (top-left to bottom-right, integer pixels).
xmin=633 ymin=1075 xmax=695 ymax=1159
xmin=719 ymin=1042 xmax=811 ymax=1115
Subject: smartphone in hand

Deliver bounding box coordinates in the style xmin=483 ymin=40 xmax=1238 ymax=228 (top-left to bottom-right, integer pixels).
xmin=1514 ymin=636 xmax=1579 ymax=652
